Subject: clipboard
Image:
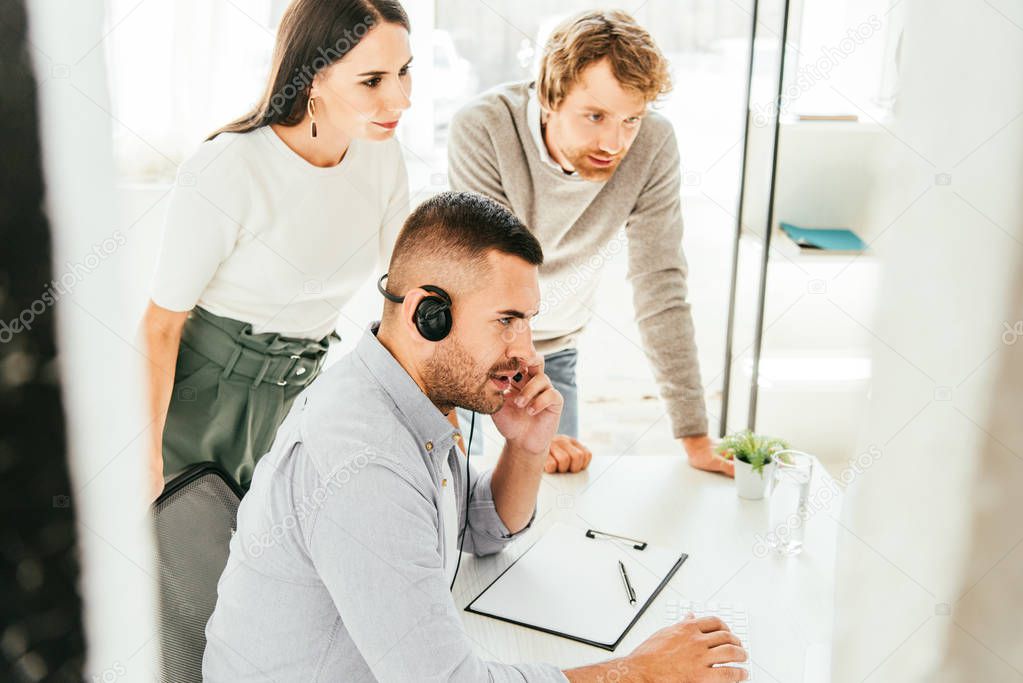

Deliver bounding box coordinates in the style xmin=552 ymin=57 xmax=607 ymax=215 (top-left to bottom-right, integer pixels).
xmin=465 ymin=522 xmax=688 ymax=651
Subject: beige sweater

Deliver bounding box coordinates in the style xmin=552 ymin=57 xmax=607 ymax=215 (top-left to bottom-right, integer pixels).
xmin=447 ymin=81 xmax=707 ymax=438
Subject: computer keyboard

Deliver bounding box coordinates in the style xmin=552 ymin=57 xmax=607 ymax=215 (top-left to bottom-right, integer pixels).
xmin=663 ymin=600 xmax=752 ymax=680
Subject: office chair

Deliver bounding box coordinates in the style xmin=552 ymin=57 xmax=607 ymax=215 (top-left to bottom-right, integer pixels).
xmin=152 ymin=463 xmax=243 ymax=683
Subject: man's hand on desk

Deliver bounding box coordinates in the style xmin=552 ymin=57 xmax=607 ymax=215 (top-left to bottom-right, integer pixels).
xmin=544 ymin=434 xmax=592 ymax=473
xmin=682 ymin=434 xmax=735 ymax=478
xmin=565 ymin=614 xmax=748 ymax=682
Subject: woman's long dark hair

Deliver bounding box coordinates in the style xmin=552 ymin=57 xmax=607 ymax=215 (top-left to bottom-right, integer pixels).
xmin=208 ymin=0 xmax=408 ymax=140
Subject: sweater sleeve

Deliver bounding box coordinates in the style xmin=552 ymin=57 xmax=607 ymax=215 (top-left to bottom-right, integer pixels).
xmin=150 ymin=141 xmax=247 ymax=312
xmin=625 ymin=127 xmax=708 ymax=438
xmin=447 ymin=105 xmax=512 ymax=207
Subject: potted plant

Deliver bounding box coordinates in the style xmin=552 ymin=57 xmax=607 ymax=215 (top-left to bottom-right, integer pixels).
xmin=717 ymin=430 xmax=790 ymax=499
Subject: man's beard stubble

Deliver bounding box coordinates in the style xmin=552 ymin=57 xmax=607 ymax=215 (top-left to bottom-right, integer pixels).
xmin=543 ymin=119 xmax=623 ymax=182
xmin=422 ymin=337 xmax=509 ymax=415
xmin=562 ymin=144 xmax=622 ymax=182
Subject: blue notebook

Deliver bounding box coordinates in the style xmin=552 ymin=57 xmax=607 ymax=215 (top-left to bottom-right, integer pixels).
xmin=780 ymin=222 xmax=866 ymax=253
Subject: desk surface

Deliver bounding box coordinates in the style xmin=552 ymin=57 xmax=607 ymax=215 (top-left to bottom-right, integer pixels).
xmin=454 ymin=455 xmax=841 ymax=682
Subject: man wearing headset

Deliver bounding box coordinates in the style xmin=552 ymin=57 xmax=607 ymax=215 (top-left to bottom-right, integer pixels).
xmin=449 ymin=10 xmax=734 ymax=477
xmin=203 ymin=192 xmax=748 ymax=682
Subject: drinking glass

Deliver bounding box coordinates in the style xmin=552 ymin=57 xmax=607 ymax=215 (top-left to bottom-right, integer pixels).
xmin=767 ymin=450 xmax=813 ymax=556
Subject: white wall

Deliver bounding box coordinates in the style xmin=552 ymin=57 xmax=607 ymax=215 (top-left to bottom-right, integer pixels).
xmin=742 ymin=120 xmax=886 ymax=242
xmin=725 ymin=119 xmax=885 ymax=459
xmin=728 ymin=22 xmax=891 ymax=457
xmin=29 ymin=1 xmax=159 ymax=679
xmin=831 ymin=0 xmax=1023 ymax=679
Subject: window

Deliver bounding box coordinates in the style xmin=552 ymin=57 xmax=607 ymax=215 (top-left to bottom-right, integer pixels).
xmin=104 ymin=0 xmax=898 ymax=184
xmin=783 ymin=0 xmax=896 ymax=120
xmin=104 ymin=0 xmax=279 ymax=183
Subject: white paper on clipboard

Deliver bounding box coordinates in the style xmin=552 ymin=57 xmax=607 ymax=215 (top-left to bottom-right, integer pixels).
xmin=465 ymin=522 xmax=688 ymax=650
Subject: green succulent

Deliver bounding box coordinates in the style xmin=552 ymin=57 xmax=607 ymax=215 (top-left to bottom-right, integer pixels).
xmin=716 ymin=430 xmax=790 ymax=475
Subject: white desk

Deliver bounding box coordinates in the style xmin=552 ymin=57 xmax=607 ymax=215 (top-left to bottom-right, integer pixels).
xmin=454 ymin=455 xmax=841 ymax=682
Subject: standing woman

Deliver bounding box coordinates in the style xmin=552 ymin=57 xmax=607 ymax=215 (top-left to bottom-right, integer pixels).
xmin=141 ymin=0 xmax=412 ymax=499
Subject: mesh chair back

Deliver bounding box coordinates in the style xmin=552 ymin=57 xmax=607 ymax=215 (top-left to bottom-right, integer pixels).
xmin=152 ymin=463 xmax=243 ymax=683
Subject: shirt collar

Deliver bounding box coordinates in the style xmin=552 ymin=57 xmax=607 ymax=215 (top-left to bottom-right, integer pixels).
xmin=355 ymin=322 xmax=459 ymax=455
xmin=527 ymin=83 xmax=579 ymax=178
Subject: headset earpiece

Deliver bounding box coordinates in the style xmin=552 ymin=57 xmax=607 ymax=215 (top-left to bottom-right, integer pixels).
xmin=378 ymin=275 xmax=453 ymax=342
xmin=414 ymin=285 xmax=453 ymax=342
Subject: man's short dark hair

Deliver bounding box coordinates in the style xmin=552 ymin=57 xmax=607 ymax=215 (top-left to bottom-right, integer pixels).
xmin=385 ymin=191 xmax=543 ymax=296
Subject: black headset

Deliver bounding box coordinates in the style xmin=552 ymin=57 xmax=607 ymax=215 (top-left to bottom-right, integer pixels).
xmin=377 ymin=274 xmax=453 ymax=342
xmin=377 ymin=272 xmax=471 ymax=591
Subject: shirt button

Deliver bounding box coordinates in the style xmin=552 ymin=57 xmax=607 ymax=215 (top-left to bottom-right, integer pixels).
xmin=425 ymin=441 xmax=433 ymax=451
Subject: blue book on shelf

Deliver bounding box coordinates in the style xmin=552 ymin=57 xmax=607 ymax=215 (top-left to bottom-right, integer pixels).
xmin=780 ymin=222 xmax=866 ymax=253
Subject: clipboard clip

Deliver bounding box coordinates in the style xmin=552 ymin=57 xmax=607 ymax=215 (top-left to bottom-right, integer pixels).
xmin=585 ymin=528 xmax=648 ymax=551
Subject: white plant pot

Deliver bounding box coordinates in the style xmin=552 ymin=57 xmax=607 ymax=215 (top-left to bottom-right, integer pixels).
xmin=735 ymin=459 xmax=776 ymax=499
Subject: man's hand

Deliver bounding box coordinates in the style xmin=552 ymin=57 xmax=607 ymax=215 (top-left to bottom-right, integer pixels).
xmin=565 ymin=614 xmax=747 ymax=682
xmin=490 ymin=354 xmax=563 ymax=533
xmin=544 ymin=434 xmax=592 ymax=473
xmin=626 ymin=614 xmax=748 ymax=681
xmin=682 ymin=434 xmax=734 ymax=477
xmin=492 ymin=354 xmax=563 ymax=457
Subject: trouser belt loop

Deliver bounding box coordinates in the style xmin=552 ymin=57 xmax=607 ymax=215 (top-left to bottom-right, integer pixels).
xmin=252 ymin=356 xmax=272 ymax=388
xmin=265 ymin=332 xmax=284 ymax=354
xmin=221 ymin=346 xmax=243 ymax=381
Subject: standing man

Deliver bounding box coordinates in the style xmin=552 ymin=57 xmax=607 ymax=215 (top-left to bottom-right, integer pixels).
xmin=448 ymin=10 xmax=733 ymax=476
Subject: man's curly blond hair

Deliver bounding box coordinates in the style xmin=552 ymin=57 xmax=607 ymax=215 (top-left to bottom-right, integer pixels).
xmin=536 ymin=10 xmax=672 ymax=111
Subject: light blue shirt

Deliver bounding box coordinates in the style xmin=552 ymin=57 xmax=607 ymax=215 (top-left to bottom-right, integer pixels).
xmin=203 ymin=323 xmax=566 ymax=682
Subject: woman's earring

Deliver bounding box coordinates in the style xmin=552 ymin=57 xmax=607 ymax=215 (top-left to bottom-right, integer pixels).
xmin=307 ymin=97 xmax=318 ymax=139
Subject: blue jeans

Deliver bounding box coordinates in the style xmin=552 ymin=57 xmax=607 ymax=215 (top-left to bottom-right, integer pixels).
xmin=458 ymin=348 xmax=578 ymax=456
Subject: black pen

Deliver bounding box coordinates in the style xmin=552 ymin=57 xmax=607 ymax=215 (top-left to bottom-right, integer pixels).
xmin=618 ymin=560 xmax=637 ymax=605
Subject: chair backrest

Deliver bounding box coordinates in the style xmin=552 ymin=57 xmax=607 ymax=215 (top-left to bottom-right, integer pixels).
xmin=152 ymin=463 xmax=243 ymax=683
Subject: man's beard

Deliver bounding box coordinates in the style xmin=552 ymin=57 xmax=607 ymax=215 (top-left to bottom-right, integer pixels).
xmin=562 ymin=144 xmax=623 ymax=181
xmin=422 ymin=338 xmax=514 ymax=415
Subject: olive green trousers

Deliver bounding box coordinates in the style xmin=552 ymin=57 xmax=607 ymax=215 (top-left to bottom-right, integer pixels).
xmin=162 ymin=308 xmax=333 ymax=490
